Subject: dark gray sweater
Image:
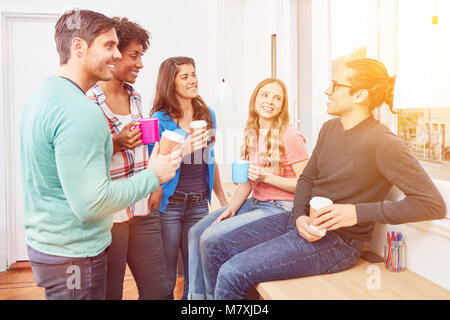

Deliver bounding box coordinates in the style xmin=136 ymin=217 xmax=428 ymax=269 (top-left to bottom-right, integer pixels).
xmin=292 ymin=115 xmax=446 ymax=242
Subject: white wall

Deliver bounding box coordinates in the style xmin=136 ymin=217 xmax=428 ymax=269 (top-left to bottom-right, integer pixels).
xmin=214 ymin=0 xmax=272 ymax=180
xmin=0 ymin=0 xmax=220 ymax=114
xmin=298 ymin=0 xmax=332 ymax=153
xmin=207 ymin=0 xmax=299 ymax=181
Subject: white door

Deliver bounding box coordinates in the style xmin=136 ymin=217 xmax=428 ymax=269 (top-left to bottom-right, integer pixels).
xmin=2 ymin=13 xmax=60 ymax=267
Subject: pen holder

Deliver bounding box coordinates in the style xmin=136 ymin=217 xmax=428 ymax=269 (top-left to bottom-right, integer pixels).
xmin=384 ymin=238 xmax=406 ymax=272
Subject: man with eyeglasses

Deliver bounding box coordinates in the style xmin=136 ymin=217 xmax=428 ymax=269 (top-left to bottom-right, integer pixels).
xmin=200 ymin=58 xmax=446 ymax=300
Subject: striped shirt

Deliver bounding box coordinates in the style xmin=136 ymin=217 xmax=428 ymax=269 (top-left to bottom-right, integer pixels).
xmin=87 ymin=83 xmax=150 ymax=223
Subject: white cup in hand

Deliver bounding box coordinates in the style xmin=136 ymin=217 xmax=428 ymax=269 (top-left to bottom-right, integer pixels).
xmin=309 ymin=197 xmax=333 ymax=236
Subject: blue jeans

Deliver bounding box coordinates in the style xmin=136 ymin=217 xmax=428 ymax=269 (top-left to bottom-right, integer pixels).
xmin=160 ymin=198 xmax=209 ymax=300
xmin=27 ymin=245 xmax=109 ymax=300
xmin=106 ymin=210 xmax=169 ymax=300
xmin=187 ymin=197 xmax=294 ymax=300
xmin=207 ymin=212 xmax=362 ymax=300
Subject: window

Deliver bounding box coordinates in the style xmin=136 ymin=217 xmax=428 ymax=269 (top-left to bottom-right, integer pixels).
xmin=327 ymin=0 xmax=450 ymax=219
xmin=395 ymin=0 xmax=450 ymax=181
xmin=330 ymin=0 xmax=450 ymax=179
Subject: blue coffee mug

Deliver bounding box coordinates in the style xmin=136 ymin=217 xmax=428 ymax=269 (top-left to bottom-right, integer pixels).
xmin=232 ymin=160 xmax=250 ymax=183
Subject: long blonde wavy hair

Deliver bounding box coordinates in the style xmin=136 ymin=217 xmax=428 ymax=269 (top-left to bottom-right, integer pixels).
xmin=241 ymin=78 xmax=290 ymax=174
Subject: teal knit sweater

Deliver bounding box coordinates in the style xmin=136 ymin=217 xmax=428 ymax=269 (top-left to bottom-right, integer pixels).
xmin=20 ymin=76 xmax=159 ymax=257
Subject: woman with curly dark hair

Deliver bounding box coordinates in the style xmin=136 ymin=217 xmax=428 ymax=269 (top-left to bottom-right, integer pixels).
xmin=87 ymin=17 xmax=170 ymax=300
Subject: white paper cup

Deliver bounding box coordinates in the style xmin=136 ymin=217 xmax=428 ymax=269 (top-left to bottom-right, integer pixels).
xmin=309 ymin=196 xmax=333 ymax=236
xmin=159 ymin=130 xmax=185 ymax=156
xmin=190 ymin=120 xmax=207 ymax=134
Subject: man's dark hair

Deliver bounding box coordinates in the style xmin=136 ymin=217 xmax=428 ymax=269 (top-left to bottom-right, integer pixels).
xmin=113 ymin=17 xmax=151 ymax=53
xmin=54 ymin=9 xmax=116 ymax=65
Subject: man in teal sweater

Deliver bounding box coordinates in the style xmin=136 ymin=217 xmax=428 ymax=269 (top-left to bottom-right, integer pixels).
xmin=20 ymin=9 xmax=181 ymax=300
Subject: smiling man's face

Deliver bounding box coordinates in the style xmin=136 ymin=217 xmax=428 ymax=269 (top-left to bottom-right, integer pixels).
xmin=83 ymin=28 xmax=122 ymax=82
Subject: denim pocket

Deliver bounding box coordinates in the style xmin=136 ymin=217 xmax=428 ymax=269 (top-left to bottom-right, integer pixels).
xmin=188 ymin=199 xmax=209 ymax=219
xmin=325 ymin=251 xmax=360 ymax=274
xmin=29 ymin=260 xmax=73 ymax=287
xmin=197 ymin=198 xmax=209 ymax=208
xmin=165 ymin=201 xmax=186 ymax=211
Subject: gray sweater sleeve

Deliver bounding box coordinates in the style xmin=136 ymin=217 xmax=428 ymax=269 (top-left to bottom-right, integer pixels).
xmin=292 ymin=160 xmax=316 ymax=219
xmin=292 ymin=127 xmax=323 ymax=220
xmin=355 ymin=133 xmax=446 ymax=224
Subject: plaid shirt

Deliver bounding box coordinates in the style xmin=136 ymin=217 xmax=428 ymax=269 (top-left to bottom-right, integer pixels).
xmin=87 ymin=83 xmax=149 ymax=223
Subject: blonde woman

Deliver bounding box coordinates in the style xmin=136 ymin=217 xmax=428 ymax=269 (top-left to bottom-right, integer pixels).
xmin=187 ymin=78 xmax=309 ymax=300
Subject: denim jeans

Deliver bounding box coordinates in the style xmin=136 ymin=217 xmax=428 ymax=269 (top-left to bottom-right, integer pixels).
xmin=27 ymin=245 xmax=110 ymax=300
xmin=160 ymin=198 xmax=209 ymax=300
xmin=187 ymin=197 xmax=294 ymax=300
xmin=206 ymin=212 xmax=362 ymax=300
xmin=106 ymin=210 xmax=169 ymax=300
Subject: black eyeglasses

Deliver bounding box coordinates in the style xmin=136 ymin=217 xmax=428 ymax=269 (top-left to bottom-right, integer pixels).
xmin=330 ymin=80 xmax=353 ymax=94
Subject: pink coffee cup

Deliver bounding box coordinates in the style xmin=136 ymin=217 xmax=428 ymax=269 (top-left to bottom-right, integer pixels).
xmin=138 ymin=118 xmax=159 ymax=144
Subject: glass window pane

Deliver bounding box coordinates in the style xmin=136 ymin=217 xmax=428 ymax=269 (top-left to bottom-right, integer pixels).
xmin=396 ymin=0 xmax=450 ymax=180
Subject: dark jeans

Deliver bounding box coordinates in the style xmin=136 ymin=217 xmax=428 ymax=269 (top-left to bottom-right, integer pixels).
xmin=27 ymin=245 xmax=109 ymax=300
xmin=106 ymin=210 xmax=169 ymax=300
xmin=202 ymin=211 xmax=362 ymax=300
xmin=160 ymin=198 xmax=209 ymax=300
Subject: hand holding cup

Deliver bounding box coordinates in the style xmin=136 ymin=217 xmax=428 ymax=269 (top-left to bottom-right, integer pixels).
xmin=308 ymin=197 xmax=333 ymax=237
xmin=159 ymin=130 xmax=185 ymax=156
xmin=148 ymin=142 xmax=182 ymax=184
xmin=248 ymin=165 xmax=269 ymax=182
xmin=182 ymin=120 xmax=208 ymax=156
xmin=313 ymin=203 xmax=358 ymax=232
xmin=113 ymin=121 xmax=142 ymax=152
xmin=295 ymin=215 xmax=326 ymax=242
